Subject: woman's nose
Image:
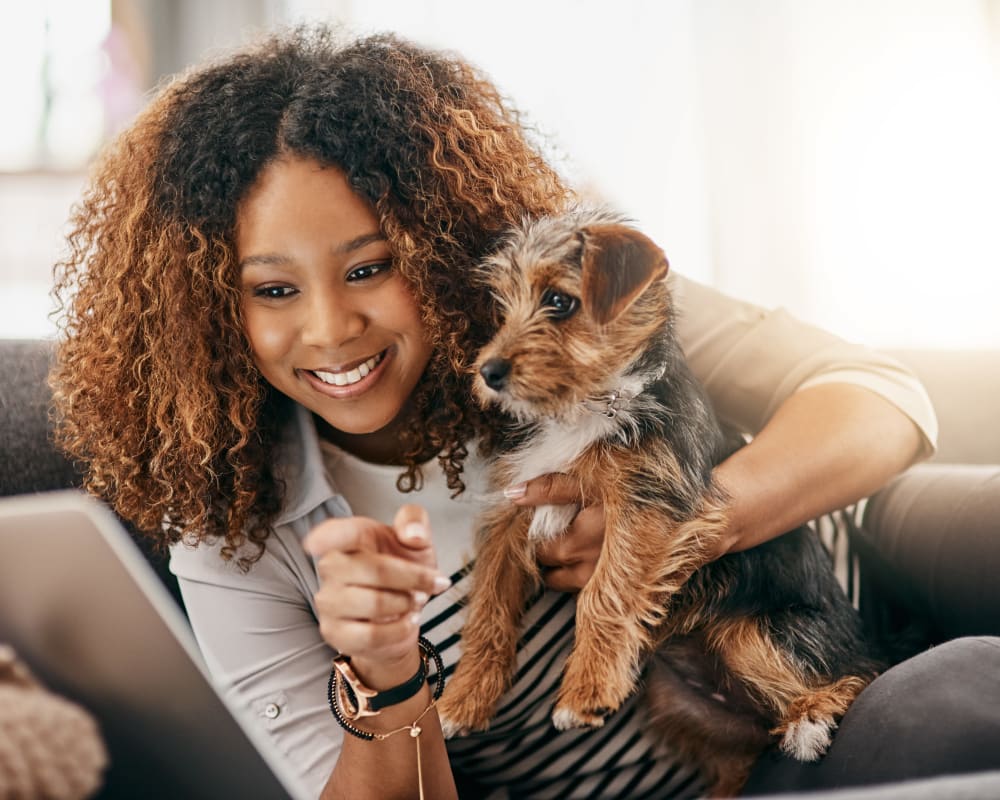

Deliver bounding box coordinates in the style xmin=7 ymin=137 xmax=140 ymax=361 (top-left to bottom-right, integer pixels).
xmin=300 ymin=289 xmax=366 ymax=348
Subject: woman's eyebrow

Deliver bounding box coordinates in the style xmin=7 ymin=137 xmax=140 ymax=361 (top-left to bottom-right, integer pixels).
xmin=239 ymin=233 xmax=387 ymax=271
xmin=334 ymin=231 xmax=386 ymax=255
xmin=238 ymin=253 xmax=289 ymax=271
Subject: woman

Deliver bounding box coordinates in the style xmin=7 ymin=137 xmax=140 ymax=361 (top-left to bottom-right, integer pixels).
xmin=52 ymin=25 xmax=976 ymax=800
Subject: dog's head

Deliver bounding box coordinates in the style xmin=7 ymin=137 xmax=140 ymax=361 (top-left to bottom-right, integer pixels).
xmin=473 ymin=207 xmax=671 ymax=421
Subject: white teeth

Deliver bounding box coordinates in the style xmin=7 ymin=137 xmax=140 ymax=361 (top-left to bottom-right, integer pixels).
xmin=313 ymin=353 xmax=382 ymax=387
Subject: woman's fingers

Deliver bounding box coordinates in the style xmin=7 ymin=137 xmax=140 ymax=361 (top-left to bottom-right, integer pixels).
xmin=535 ymin=505 xmax=605 ymax=565
xmin=332 ymin=582 xmax=426 ymax=623
xmin=303 ymin=515 xmax=383 ymax=558
xmin=313 ymin=550 xmax=433 ymax=655
xmin=316 ymin=603 xmax=422 ymax=659
xmin=535 ymin=505 xmax=606 ymax=592
xmin=316 ymin=548 xmax=441 ymax=597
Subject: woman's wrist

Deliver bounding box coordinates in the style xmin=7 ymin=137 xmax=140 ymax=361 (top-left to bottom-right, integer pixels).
xmin=347 ymin=649 xmax=423 ymax=693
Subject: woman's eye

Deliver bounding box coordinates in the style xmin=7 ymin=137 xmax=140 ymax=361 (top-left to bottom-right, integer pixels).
xmin=253 ymin=285 xmax=297 ymax=299
xmin=347 ymin=261 xmax=390 ymax=282
xmin=540 ymin=288 xmax=579 ymax=320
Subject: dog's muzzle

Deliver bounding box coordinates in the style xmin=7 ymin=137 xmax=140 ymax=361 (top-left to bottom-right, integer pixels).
xmin=479 ymin=357 xmax=512 ymax=391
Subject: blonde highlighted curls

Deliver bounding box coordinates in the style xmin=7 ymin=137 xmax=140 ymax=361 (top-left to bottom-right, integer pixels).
xmin=51 ymin=26 xmax=570 ymax=567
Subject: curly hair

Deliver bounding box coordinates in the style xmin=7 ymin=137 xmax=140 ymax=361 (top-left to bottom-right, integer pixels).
xmin=51 ymin=26 xmax=571 ymax=567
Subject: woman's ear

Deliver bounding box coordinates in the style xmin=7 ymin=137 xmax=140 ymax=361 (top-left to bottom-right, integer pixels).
xmin=579 ymin=224 xmax=669 ymax=326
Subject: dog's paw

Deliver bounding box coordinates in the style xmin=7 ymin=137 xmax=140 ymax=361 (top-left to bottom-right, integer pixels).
xmin=779 ymin=716 xmax=836 ymax=762
xmin=435 ymin=691 xmax=494 ymax=737
xmin=551 ymin=702 xmax=610 ymax=731
xmin=437 ymin=711 xmax=469 ymax=740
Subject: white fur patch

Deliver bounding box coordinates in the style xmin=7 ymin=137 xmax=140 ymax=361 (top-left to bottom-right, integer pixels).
xmin=528 ymin=503 xmax=580 ymax=541
xmin=551 ymin=707 xmax=605 ymax=731
xmin=508 ymin=415 xmax=612 ymax=484
xmin=504 ymin=415 xmax=611 ymax=543
xmin=780 ymin=717 xmax=835 ymax=762
xmin=438 ymin=716 xmax=464 ymax=739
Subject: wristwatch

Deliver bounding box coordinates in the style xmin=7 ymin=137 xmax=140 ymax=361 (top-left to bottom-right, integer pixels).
xmin=331 ymin=650 xmax=429 ymax=720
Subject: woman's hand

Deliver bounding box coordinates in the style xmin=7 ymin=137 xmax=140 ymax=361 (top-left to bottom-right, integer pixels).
xmin=303 ymin=504 xmax=449 ymax=688
xmin=508 ymin=474 xmax=606 ymax=593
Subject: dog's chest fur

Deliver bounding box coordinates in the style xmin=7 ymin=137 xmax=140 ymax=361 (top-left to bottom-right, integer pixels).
xmin=493 ymin=378 xmax=655 ymax=541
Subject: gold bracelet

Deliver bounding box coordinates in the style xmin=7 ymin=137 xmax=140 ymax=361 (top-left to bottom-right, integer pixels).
xmin=334 ymin=697 xmax=439 ymax=800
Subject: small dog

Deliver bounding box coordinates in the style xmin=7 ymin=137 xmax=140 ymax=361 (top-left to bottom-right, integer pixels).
xmin=436 ymin=207 xmax=882 ymax=795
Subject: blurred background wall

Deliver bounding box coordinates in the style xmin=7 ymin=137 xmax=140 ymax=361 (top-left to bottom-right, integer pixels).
xmin=1 ymin=0 xmax=998 ymax=350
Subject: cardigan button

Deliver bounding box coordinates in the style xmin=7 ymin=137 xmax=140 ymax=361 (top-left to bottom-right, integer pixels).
xmin=264 ymin=703 xmax=281 ymax=719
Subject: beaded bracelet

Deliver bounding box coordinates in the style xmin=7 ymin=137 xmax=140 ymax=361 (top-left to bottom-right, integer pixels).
xmin=327 ymin=637 xmax=445 ymax=741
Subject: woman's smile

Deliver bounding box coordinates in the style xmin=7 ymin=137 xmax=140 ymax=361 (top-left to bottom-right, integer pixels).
xmin=299 ymin=347 xmax=391 ymax=397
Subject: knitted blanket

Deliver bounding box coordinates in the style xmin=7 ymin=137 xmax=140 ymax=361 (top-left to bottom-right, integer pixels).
xmin=0 ymin=644 xmax=107 ymax=799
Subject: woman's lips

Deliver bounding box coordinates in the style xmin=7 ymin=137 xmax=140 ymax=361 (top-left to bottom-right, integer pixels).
xmin=300 ymin=348 xmax=391 ymax=398
xmin=314 ymin=351 xmax=384 ymax=386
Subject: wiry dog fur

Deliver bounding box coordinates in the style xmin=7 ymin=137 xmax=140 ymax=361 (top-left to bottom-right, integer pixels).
xmin=436 ymin=207 xmax=882 ymax=796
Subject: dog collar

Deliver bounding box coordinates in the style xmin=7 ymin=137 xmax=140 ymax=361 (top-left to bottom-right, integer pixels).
xmin=581 ymin=389 xmax=633 ymax=418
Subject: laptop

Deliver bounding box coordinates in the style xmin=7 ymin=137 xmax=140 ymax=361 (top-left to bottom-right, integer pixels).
xmin=0 ymin=490 xmax=311 ymax=800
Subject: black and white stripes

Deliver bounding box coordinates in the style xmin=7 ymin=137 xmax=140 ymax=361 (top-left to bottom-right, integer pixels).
xmin=425 ymin=566 xmax=704 ymax=799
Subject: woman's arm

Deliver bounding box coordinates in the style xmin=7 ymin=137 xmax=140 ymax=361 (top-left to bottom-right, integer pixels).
xmin=305 ymin=506 xmax=457 ymax=800
xmin=672 ymin=272 xmax=936 ymax=553
xmin=323 ymin=677 xmax=453 ymax=800
xmin=712 ymin=381 xmax=925 ymax=555
xmin=171 ymin=505 xmax=455 ymax=800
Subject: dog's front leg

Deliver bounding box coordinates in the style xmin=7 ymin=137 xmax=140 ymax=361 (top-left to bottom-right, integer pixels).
xmin=552 ymin=485 xmax=726 ymax=731
xmin=437 ymin=504 xmax=538 ymax=737
xmin=551 ymin=499 xmax=668 ymax=730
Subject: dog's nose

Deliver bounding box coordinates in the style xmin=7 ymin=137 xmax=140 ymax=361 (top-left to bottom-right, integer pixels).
xmin=479 ymin=357 xmax=511 ymax=391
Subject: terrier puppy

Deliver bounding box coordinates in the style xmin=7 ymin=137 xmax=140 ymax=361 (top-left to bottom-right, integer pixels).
xmin=436 ymin=207 xmax=882 ymax=795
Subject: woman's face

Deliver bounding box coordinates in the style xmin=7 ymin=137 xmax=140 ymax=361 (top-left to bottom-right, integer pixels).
xmin=236 ymin=156 xmax=433 ymax=459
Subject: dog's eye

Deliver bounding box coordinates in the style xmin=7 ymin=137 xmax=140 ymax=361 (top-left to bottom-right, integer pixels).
xmin=541 ymin=289 xmax=579 ymax=320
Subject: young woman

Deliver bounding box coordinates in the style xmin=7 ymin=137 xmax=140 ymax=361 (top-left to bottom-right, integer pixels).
xmin=51 ymin=26 xmax=991 ymax=800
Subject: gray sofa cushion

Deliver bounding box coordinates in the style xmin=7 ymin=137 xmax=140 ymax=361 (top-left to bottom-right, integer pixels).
xmin=0 ymin=340 xmax=80 ymax=496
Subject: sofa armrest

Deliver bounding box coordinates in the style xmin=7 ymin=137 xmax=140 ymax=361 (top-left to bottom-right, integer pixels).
xmin=854 ymin=463 xmax=1000 ymax=650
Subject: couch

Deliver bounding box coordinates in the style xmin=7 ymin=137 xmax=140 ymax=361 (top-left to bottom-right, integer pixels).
xmin=1 ymin=338 xmax=998 ymax=798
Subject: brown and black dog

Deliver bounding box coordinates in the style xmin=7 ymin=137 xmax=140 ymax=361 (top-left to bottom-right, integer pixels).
xmin=436 ymin=207 xmax=881 ymax=795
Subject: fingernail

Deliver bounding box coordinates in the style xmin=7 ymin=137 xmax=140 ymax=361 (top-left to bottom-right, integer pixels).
xmin=432 ymin=575 xmax=452 ymax=594
xmin=402 ymin=522 xmax=427 ymax=543
xmin=409 ymin=612 xmax=422 ymax=627
xmin=412 ymin=590 xmax=429 ymax=607
xmin=504 ymin=482 xmax=527 ymax=500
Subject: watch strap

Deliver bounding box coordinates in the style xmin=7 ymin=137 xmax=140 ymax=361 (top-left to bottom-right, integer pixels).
xmin=331 ymin=651 xmax=428 ymax=719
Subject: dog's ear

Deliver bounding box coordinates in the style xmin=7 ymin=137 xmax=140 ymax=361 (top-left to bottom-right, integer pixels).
xmin=580 ymin=224 xmax=669 ymax=326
